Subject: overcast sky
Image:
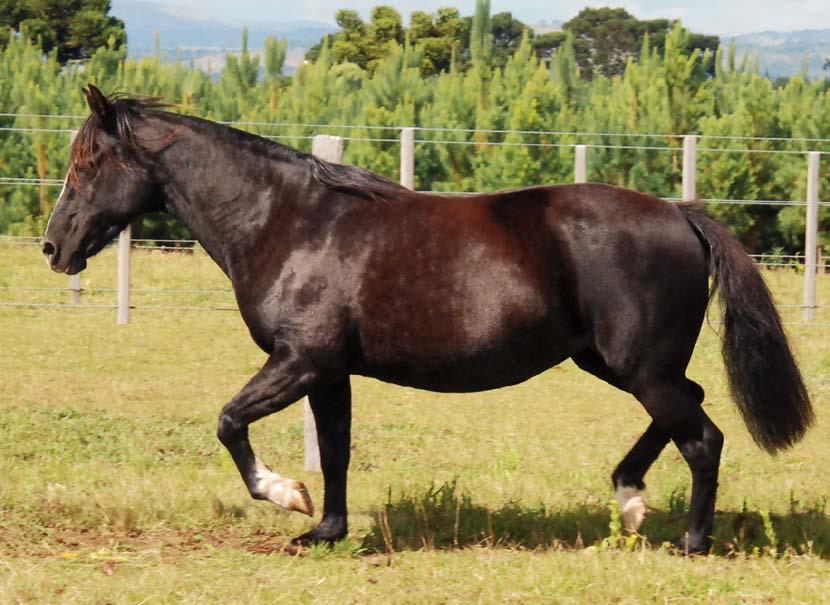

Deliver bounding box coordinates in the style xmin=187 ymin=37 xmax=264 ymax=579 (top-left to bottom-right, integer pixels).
xmin=154 ymin=0 xmax=830 ymax=36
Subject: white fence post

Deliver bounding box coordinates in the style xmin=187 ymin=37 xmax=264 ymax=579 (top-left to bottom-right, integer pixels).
xmin=69 ymin=273 xmax=81 ymax=305
xmin=303 ymin=134 xmax=345 ymax=473
xmin=803 ymin=152 xmax=820 ymax=321
xmin=400 ymin=127 xmax=415 ymax=190
xmin=574 ymin=145 xmax=587 ymax=184
xmin=312 ymin=134 xmax=344 ymax=167
xmin=116 ymin=226 xmax=131 ymax=325
xmin=303 ymin=399 xmax=321 ymax=473
xmin=682 ymin=135 xmax=697 ymax=202
xmin=67 ymin=130 xmax=81 ymax=305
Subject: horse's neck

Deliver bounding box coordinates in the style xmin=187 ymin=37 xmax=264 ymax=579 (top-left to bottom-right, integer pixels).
xmin=153 ymin=120 xmax=313 ymax=279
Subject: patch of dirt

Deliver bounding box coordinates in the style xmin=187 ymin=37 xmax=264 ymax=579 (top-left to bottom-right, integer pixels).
xmin=0 ymin=522 xmax=298 ymax=560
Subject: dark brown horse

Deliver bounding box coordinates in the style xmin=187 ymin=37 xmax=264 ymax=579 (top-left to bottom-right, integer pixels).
xmin=43 ymin=86 xmax=813 ymax=553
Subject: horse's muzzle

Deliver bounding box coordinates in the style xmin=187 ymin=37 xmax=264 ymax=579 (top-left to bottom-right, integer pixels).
xmin=43 ymin=240 xmax=86 ymax=274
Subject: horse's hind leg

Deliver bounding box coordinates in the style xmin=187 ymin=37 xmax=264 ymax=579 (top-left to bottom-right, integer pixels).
xmin=611 ymin=381 xmax=704 ymax=531
xmin=216 ymin=343 xmax=319 ymax=516
xmin=612 ymin=422 xmax=670 ymax=531
xmin=572 ymin=349 xmax=670 ymax=531
xmin=636 ymin=379 xmax=723 ymax=553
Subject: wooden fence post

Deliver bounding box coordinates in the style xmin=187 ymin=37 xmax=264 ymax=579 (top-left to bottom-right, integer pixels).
xmin=302 ymin=134 xmax=345 ymax=472
xmin=682 ymin=135 xmax=697 ymax=202
xmin=803 ymin=152 xmax=820 ymax=321
xmin=574 ymin=145 xmax=587 ymax=184
xmin=400 ymin=127 xmax=415 ymax=190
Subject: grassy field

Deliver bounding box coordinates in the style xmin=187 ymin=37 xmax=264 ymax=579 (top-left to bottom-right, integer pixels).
xmin=1 ymin=244 xmax=829 ymax=604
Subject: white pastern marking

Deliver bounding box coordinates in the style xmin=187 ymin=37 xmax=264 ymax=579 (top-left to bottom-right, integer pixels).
xmin=253 ymin=459 xmax=292 ymax=508
xmin=615 ymin=485 xmax=647 ymax=532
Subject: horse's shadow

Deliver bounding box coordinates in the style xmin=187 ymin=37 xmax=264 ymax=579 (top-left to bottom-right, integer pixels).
xmin=359 ymin=483 xmax=830 ymax=557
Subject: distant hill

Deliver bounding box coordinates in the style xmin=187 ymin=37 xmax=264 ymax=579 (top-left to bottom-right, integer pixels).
xmin=728 ymin=29 xmax=830 ymax=79
xmin=110 ymin=0 xmax=336 ymax=70
xmin=109 ymin=2 xmax=830 ymax=80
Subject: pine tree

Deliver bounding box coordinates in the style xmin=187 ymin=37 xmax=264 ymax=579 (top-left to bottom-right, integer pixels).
xmin=1 ymin=11 xmax=828 ymax=252
xmin=217 ymin=28 xmax=260 ymax=120
xmin=264 ymin=36 xmax=288 ymax=112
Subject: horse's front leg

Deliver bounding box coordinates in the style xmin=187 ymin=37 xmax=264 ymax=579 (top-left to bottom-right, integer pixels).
xmin=216 ymin=342 xmax=318 ymax=517
xmin=292 ymin=378 xmax=352 ymax=545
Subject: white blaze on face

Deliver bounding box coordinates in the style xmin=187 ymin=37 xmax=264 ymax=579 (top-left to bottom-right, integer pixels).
xmin=47 ymin=123 xmax=76 ymax=239
xmin=44 ymin=171 xmax=71 ymax=268
xmin=615 ymin=485 xmax=647 ymax=532
xmin=58 ymin=172 xmax=69 ymax=199
xmin=45 ymin=171 xmax=70 ymax=237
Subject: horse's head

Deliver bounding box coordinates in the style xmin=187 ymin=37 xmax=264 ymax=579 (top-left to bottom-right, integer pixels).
xmin=43 ymin=85 xmax=162 ymax=274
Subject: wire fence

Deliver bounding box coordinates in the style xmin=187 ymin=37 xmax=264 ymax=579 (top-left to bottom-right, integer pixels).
xmin=1 ymin=234 xmax=827 ymax=324
xmin=1 ymin=117 xmax=827 ymax=320
xmin=3 ymin=112 xmax=830 ymax=146
xmin=0 ymin=234 xmax=820 ymax=265
xmin=3 ymin=123 xmax=829 ymax=156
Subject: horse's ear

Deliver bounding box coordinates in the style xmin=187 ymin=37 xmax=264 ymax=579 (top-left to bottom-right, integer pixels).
xmin=84 ymin=84 xmax=111 ymax=123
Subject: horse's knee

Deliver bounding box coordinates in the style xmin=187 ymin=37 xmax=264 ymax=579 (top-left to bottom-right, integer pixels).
xmin=216 ymin=409 xmax=243 ymax=446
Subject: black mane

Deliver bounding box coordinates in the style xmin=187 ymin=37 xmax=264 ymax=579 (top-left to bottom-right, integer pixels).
xmin=70 ymin=94 xmax=169 ymax=187
xmin=73 ymin=92 xmax=406 ymax=202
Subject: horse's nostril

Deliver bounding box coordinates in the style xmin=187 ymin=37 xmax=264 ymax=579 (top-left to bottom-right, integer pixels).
xmin=42 ymin=241 xmax=56 ymax=256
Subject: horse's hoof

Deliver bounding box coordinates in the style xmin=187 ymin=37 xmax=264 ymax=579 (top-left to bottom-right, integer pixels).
xmin=286 ymin=481 xmax=314 ymax=517
xmin=670 ymin=534 xmax=710 ymax=556
xmin=253 ymin=460 xmax=314 ymax=516
xmin=290 ymin=531 xmax=343 ymax=546
xmin=291 ymin=519 xmax=347 ymax=546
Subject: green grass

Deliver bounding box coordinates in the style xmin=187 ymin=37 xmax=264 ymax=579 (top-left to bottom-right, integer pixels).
xmin=1 ymin=244 xmax=829 ymax=603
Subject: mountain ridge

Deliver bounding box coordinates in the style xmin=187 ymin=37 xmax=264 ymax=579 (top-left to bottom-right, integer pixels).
xmin=110 ymin=0 xmax=335 ymax=68
xmin=110 ymin=1 xmax=829 ymax=79
xmin=728 ymin=29 xmax=830 ymax=78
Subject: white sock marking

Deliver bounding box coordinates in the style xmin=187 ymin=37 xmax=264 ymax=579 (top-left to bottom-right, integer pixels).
xmin=253 ymin=458 xmax=294 ymax=508
xmin=615 ymin=485 xmax=647 ymax=532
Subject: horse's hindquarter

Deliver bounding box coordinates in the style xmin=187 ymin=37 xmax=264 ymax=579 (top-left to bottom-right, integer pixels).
xmin=554 ymin=185 xmax=710 ymax=382
xmin=353 ymin=190 xmax=585 ymax=392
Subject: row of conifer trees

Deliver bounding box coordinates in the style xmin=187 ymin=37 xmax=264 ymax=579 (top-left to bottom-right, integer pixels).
xmin=1 ymin=19 xmax=828 ymax=251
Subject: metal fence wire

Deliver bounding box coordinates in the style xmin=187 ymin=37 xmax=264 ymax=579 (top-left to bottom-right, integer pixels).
xmin=1 ymin=125 xmax=827 ymax=322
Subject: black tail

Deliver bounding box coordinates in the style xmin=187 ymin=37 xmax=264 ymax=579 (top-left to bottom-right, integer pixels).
xmin=679 ymin=204 xmax=814 ymax=453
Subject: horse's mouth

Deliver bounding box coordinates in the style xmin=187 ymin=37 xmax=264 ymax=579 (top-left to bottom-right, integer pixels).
xmin=64 ymin=254 xmax=88 ymax=275
xmin=45 ymin=225 xmax=121 ymax=274
xmin=47 ymin=251 xmax=87 ymax=275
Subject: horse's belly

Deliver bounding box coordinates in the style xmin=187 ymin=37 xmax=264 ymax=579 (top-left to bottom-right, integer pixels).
xmin=353 ymin=230 xmax=580 ymax=391
xmin=353 ymin=320 xmax=580 ymax=393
